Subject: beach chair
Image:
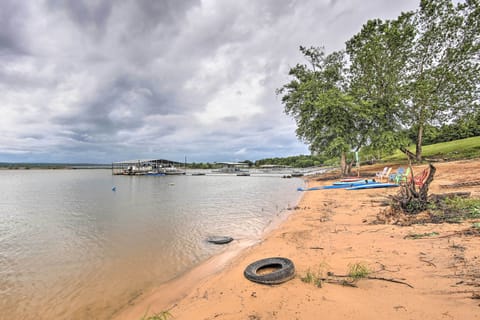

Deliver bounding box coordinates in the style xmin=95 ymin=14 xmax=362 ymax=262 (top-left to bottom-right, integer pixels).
xmin=413 ymin=168 xmax=430 ymax=187
xmin=389 ymin=167 xmax=404 ymax=182
xmin=394 ymin=167 xmax=411 ymax=184
xmin=376 ymin=167 xmax=392 ymax=182
xmin=376 ymin=167 xmax=388 ymax=179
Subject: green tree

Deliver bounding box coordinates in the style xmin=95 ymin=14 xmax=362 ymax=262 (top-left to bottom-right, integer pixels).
xmin=340 ymin=0 xmax=479 ymax=162
xmin=277 ymin=47 xmax=370 ymax=175
xmin=346 ymin=15 xmax=414 ymax=155
xmin=279 ymin=0 xmax=479 ymax=167
xmin=404 ymin=0 xmax=480 ymax=161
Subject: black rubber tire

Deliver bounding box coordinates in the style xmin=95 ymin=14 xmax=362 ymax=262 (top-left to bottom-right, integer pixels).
xmin=206 ymin=236 xmax=234 ymax=244
xmin=244 ymin=257 xmax=295 ymax=285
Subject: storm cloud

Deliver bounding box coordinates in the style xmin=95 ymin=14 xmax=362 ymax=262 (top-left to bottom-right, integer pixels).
xmin=0 ymin=0 xmax=419 ymax=163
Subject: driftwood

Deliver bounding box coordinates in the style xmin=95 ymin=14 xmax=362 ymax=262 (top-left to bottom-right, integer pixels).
xmin=320 ymin=278 xmax=358 ymax=287
xmin=441 ymin=181 xmax=480 ymax=188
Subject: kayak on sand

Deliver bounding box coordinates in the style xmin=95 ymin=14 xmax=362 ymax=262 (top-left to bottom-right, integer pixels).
xmin=346 ymin=183 xmax=399 ymax=190
xmin=297 ymin=179 xmax=379 ymax=191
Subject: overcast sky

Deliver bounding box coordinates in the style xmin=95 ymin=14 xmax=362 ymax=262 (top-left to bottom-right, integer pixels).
xmin=1 ymin=0 xmax=420 ymax=163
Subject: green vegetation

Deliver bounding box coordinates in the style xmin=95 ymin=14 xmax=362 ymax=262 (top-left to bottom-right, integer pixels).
xmin=429 ymin=196 xmax=480 ymax=222
xmin=384 ymin=136 xmax=480 ymax=161
xmin=444 ymin=197 xmax=480 ymax=219
xmin=347 ymin=263 xmax=370 ymax=280
xmin=408 ymin=111 xmax=480 ymax=145
xmin=140 ymin=310 xmax=172 ymax=320
xmin=405 ymin=232 xmax=439 ymax=239
xmin=278 ymin=0 xmax=479 ymax=170
xmin=300 ymin=269 xmax=323 ymax=288
xmin=255 ymin=154 xmax=326 ymax=168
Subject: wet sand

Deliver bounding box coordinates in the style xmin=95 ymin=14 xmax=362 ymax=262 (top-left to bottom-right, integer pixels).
xmin=113 ymin=159 xmax=480 ymax=320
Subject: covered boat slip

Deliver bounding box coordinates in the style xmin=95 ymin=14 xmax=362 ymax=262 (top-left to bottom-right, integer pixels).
xmin=111 ymin=159 xmax=185 ymax=175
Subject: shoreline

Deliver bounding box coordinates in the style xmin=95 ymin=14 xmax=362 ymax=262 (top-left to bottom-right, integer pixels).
xmin=113 ymin=159 xmax=480 ymax=320
xmin=112 ymin=182 xmax=305 ymax=319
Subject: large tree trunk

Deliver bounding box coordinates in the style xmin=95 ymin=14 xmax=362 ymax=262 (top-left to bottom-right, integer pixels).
xmin=400 ymin=146 xmax=415 ymax=165
xmin=340 ymin=152 xmax=347 ymax=176
xmin=415 ymin=124 xmax=424 ymax=163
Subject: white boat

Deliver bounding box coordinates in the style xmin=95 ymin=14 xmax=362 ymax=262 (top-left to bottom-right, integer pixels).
xmin=213 ymin=162 xmax=249 ymax=174
xmin=160 ymin=166 xmax=186 ymax=175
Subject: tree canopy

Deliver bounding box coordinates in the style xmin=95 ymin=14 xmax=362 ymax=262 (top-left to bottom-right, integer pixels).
xmin=277 ymin=47 xmax=374 ymax=174
xmin=278 ymin=0 xmax=479 ymax=168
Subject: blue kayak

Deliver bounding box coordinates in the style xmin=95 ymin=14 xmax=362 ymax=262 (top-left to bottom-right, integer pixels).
xmin=297 ymin=180 xmax=380 ymax=191
xmin=333 ymin=179 xmax=376 ymax=185
xmin=346 ymin=183 xmax=399 ymax=190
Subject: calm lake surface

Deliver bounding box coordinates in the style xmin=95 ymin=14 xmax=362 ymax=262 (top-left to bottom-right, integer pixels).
xmin=0 ymin=169 xmax=303 ymax=319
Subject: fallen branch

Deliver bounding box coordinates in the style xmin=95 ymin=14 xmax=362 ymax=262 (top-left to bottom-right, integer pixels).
xmin=440 ymin=181 xmax=480 ymax=188
xmin=437 ymin=227 xmax=480 ymax=238
xmin=321 ymin=278 xmax=358 ymax=287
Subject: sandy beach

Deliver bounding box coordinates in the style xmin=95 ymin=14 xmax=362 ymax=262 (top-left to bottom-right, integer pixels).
xmin=113 ymin=159 xmax=480 ymax=320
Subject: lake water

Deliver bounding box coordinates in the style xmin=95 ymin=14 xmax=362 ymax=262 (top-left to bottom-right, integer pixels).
xmin=0 ymin=169 xmax=303 ymax=319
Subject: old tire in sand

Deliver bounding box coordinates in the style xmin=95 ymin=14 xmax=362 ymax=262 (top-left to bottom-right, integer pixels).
xmin=244 ymin=257 xmax=295 ymax=285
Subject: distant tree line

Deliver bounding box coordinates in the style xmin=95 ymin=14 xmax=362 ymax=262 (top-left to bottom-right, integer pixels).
xmin=408 ymin=111 xmax=480 ymax=145
xmin=255 ymin=154 xmax=326 ymax=168
xmin=187 ymin=155 xmax=326 ymax=169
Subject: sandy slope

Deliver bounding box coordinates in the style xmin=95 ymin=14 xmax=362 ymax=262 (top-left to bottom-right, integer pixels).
xmin=113 ymin=159 xmax=480 ymax=320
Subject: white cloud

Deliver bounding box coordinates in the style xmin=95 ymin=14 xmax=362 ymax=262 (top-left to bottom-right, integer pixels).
xmin=0 ymin=0 xmax=420 ymax=163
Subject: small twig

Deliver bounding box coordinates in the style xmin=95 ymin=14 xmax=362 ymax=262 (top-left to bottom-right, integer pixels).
xmin=366 ymin=276 xmax=414 ymax=288
xmin=419 ymin=257 xmax=436 ymax=267
xmin=356 ymin=227 xmax=388 ymax=235
xmin=328 ymin=273 xmax=414 ymax=288
xmin=374 ymin=262 xmax=401 ymax=273
xmin=309 ymin=247 xmax=324 ymax=250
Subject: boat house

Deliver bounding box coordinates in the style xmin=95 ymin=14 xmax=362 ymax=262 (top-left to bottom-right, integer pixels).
xmin=112 ymin=159 xmax=185 ymax=175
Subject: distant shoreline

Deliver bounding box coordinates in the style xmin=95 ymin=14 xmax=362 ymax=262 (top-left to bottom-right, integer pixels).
xmin=0 ymin=164 xmax=111 ymax=170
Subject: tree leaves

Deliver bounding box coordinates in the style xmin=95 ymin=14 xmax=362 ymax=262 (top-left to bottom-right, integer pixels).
xmin=278 ymin=0 xmax=479 ymax=168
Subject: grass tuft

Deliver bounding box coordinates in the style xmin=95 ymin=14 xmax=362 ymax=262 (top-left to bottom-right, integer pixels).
xmin=301 ymin=269 xmax=323 ymax=288
xmin=300 ymin=263 xmax=329 ymax=288
xmin=404 ymin=232 xmax=439 ymax=239
xmin=444 ymin=197 xmax=480 ymax=219
xmin=140 ymin=310 xmax=173 ymax=320
xmin=347 ymin=263 xmax=370 ymax=280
